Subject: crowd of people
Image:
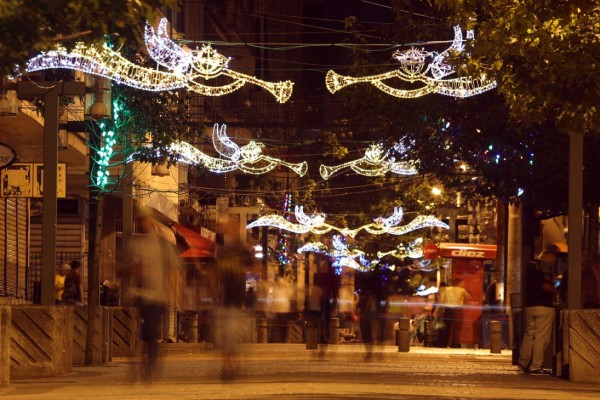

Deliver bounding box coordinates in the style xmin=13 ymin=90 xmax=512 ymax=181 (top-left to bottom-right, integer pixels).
xmin=52 ymin=206 xmax=600 ymax=382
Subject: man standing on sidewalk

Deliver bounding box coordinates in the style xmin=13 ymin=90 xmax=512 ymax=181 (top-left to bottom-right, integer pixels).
xmin=518 ymin=244 xmax=558 ymax=375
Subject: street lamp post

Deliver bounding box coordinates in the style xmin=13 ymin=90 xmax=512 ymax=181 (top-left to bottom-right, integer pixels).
xmin=17 ymin=81 xmax=85 ymax=305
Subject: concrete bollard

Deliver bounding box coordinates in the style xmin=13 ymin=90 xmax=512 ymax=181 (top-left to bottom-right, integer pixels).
xmin=397 ymin=317 xmax=410 ymax=352
xmin=256 ymin=317 xmax=268 ymax=344
xmin=305 ymin=315 xmax=318 ymax=350
xmin=328 ymin=317 xmax=340 ymax=345
xmin=490 ymin=320 xmax=502 ymax=354
xmin=187 ymin=314 xmax=199 ymax=343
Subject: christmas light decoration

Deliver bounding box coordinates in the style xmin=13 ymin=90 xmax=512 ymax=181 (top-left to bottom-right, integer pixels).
xmin=247 ymin=205 xmax=448 ymax=238
xmin=325 ymin=26 xmax=495 ymax=98
xmin=26 ymin=18 xmax=294 ymax=103
xmin=171 ymin=124 xmax=308 ymax=175
xmin=276 ymin=193 xmax=293 ymax=274
xmin=377 ymin=237 xmax=424 ymax=260
xmin=319 ymin=143 xmax=418 ymax=180
xmin=298 ymin=235 xmax=370 ymax=274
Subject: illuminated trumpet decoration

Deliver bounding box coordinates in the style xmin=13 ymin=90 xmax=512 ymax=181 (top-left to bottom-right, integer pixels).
xmin=326 ymin=26 xmax=495 ymax=99
xmin=377 ymin=237 xmax=424 ymax=260
xmin=171 ymin=124 xmax=307 ymax=176
xmin=298 ymin=235 xmax=370 ymax=273
xmin=320 ymin=143 xmax=417 ymax=180
xmin=246 ymin=205 xmax=448 ymax=238
xmin=27 ymin=18 xmax=294 ymax=103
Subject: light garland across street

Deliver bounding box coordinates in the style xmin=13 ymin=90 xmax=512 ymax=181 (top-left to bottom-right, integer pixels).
xmin=26 ymin=18 xmax=294 ymax=103
xmin=246 ymin=205 xmax=448 ymax=238
xmin=319 ymin=143 xmax=418 ymax=180
xmin=325 ymin=26 xmax=496 ymax=98
xmin=170 ymin=124 xmax=308 ymax=175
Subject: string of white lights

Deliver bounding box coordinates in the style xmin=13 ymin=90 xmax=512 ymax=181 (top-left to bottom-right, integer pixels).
xmin=319 ymin=143 xmax=418 ymax=180
xmin=325 ymin=26 xmax=496 ymax=98
xmin=26 ymin=18 xmax=294 ymax=103
xmin=298 ymin=235 xmax=370 ymax=273
xmin=246 ymin=205 xmax=448 ymax=238
xmin=170 ymin=123 xmax=308 ymax=175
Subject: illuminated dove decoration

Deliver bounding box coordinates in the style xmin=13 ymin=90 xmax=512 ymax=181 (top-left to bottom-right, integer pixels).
xmin=27 ymin=18 xmax=293 ymax=103
xmin=326 ymin=26 xmax=495 ymax=98
xmin=170 ymin=124 xmax=307 ymax=176
xmin=320 ymin=143 xmax=418 ymax=180
xmin=247 ymin=205 xmax=448 ymax=238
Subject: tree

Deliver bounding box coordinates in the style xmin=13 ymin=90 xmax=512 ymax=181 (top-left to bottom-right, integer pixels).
xmin=427 ymin=0 xmax=600 ymax=134
xmin=0 ymin=0 xmax=178 ymax=76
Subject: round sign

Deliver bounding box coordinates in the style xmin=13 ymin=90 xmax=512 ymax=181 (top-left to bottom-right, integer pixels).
xmin=0 ymin=142 xmax=16 ymax=169
xmin=422 ymin=242 xmax=440 ymax=259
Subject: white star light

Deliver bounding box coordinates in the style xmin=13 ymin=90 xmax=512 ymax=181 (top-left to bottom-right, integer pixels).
xmin=325 ymin=26 xmax=495 ymax=98
xmin=320 ymin=143 xmax=418 ymax=180
xmin=26 ymin=18 xmax=294 ymax=103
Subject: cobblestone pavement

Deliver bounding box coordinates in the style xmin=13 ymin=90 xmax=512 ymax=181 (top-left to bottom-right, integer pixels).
xmin=1 ymin=344 xmax=599 ymax=400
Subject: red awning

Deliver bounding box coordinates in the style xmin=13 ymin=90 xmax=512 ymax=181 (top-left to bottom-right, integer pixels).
xmin=438 ymin=243 xmax=497 ymax=259
xmin=172 ymin=223 xmax=215 ymax=259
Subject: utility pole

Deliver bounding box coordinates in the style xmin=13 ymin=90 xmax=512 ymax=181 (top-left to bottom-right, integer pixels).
xmin=17 ymin=81 xmax=85 ymax=305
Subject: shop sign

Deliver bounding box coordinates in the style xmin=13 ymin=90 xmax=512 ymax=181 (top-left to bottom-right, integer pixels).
xmin=0 ymin=142 xmax=16 ymax=169
xmin=438 ymin=243 xmax=497 ymax=259
xmin=423 ymin=242 xmax=440 ymax=259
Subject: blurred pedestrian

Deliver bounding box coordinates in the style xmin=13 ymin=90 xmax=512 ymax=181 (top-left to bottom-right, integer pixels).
xmin=357 ymin=291 xmax=380 ymax=361
xmin=125 ymin=206 xmax=181 ymax=382
xmin=519 ymin=244 xmax=558 ymax=375
xmin=216 ymin=217 xmax=252 ymax=381
xmin=55 ymin=263 xmax=71 ymax=304
xmin=434 ymin=278 xmax=471 ymax=348
xmin=62 ymin=260 xmax=83 ymax=305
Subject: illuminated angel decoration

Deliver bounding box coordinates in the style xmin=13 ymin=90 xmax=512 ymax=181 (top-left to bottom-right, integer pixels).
xmin=170 ymin=124 xmax=307 ymax=176
xmin=26 ymin=18 xmax=293 ymax=103
xmin=377 ymin=237 xmax=424 ymax=260
xmin=247 ymin=205 xmax=340 ymax=236
xmin=246 ymin=205 xmax=448 ymax=238
xmin=326 ymin=26 xmax=495 ymax=99
xmin=298 ymin=235 xmax=370 ymax=273
xmin=319 ymin=143 xmax=418 ymax=180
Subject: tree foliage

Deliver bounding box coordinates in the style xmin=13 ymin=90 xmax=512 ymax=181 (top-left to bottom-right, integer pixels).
xmin=428 ymin=0 xmax=600 ymax=134
xmin=0 ymin=0 xmax=179 ymax=76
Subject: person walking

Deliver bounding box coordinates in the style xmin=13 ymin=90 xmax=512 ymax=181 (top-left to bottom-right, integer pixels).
xmin=434 ymin=278 xmax=471 ymax=348
xmin=518 ymin=244 xmax=558 ymax=375
xmin=62 ymin=260 xmax=83 ymax=305
xmin=215 ymin=217 xmax=252 ymax=381
xmin=125 ymin=206 xmax=181 ymax=381
xmin=55 ymin=263 xmax=71 ymax=304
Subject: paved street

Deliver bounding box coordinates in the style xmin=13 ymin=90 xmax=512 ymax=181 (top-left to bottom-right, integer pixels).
xmin=1 ymin=344 xmax=599 ymax=399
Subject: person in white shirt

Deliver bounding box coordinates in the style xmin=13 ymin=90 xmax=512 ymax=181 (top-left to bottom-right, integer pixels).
xmin=434 ymin=278 xmax=471 ymax=348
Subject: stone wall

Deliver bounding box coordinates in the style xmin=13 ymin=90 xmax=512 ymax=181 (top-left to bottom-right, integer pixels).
xmin=561 ymin=309 xmax=600 ymax=384
xmin=10 ymin=306 xmax=73 ymax=378
xmin=0 ymin=306 xmax=10 ymax=386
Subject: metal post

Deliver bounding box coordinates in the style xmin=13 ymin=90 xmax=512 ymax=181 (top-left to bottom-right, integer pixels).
xmin=397 ymin=317 xmax=410 ymax=352
xmin=306 ymin=314 xmax=318 ymax=349
xmin=256 ymin=317 xmax=268 ymax=343
xmin=328 ymin=317 xmax=340 ymax=345
xmin=568 ymin=130 xmax=583 ymax=309
xmin=17 ymin=81 xmax=85 ymax=305
xmin=490 ymin=320 xmax=502 ymax=354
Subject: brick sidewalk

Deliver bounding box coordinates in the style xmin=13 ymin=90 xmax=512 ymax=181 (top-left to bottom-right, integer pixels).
xmin=1 ymin=344 xmax=599 ymax=399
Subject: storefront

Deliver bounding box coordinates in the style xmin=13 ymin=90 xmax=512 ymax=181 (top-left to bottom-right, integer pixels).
xmin=438 ymin=243 xmax=498 ymax=347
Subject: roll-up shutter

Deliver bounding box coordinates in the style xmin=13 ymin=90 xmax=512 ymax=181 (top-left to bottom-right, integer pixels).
xmin=0 ymin=200 xmax=5 ymax=296
xmin=1 ymin=198 xmax=29 ymax=298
